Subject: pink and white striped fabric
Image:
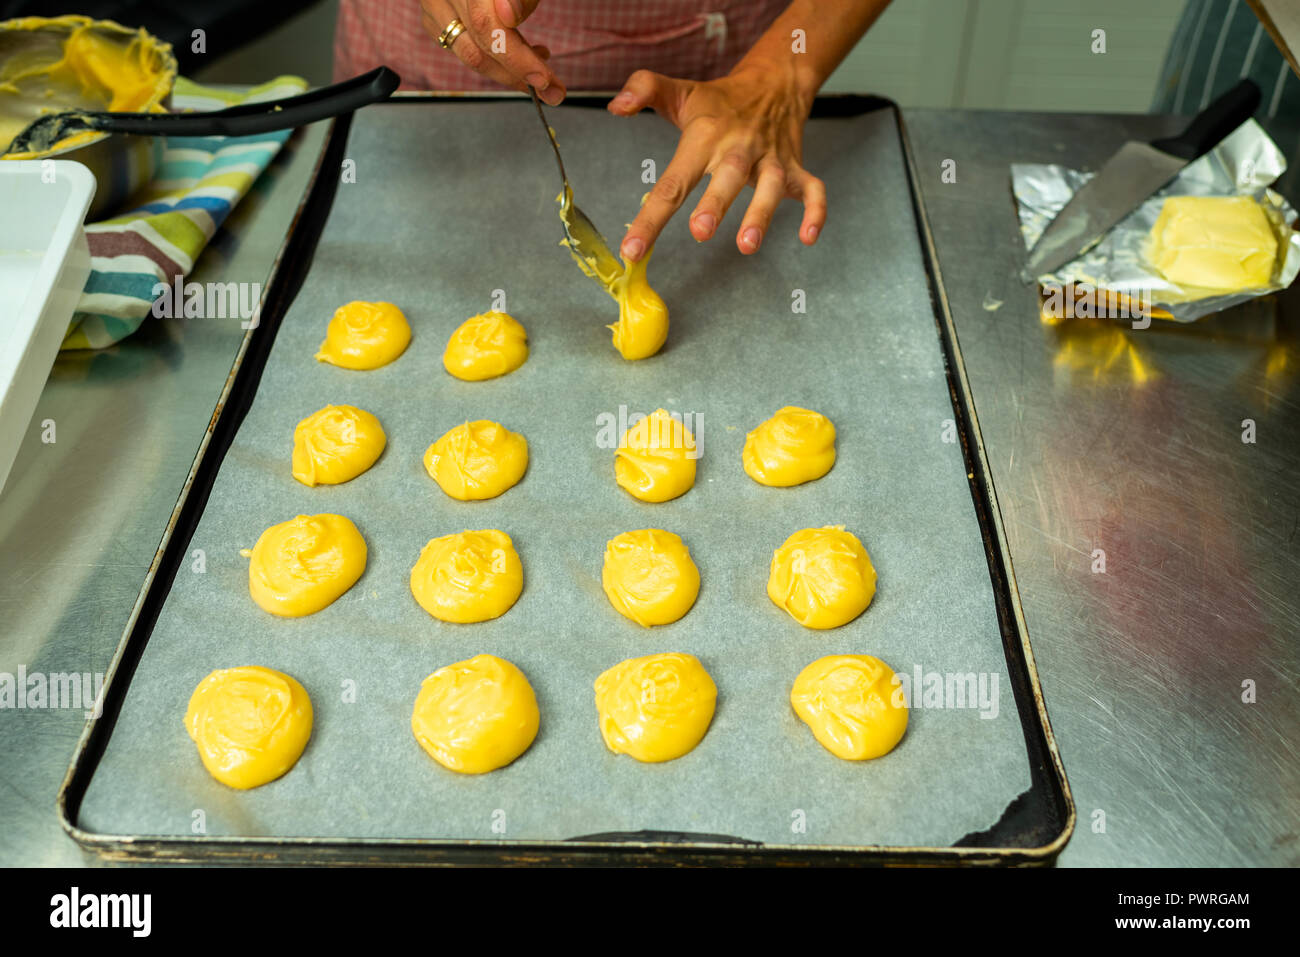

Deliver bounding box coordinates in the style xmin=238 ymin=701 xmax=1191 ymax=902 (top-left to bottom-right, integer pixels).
xmin=334 ymin=0 xmax=789 ymax=91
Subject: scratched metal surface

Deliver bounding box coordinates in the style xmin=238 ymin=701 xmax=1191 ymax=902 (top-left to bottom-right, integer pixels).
xmin=905 ymin=110 xmax=1300 ymax=866
xmin=0 ymin=121 xmax=332 ymax=866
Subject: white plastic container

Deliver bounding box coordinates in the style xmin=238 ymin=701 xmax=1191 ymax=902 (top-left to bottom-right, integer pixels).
xmin=0 ymin=160 xmax=95 ymax=495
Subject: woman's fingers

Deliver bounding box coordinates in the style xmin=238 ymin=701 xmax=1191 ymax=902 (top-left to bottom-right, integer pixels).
xmin=420 ymin=0 xmax=563 ymax=101
xmin=420 ymin=3 xmax=522 ymax=90
xmin=492 ymin=0 xmax=541 ymax=29
xmin=790 ymin=167 xmax=828 ymax=245
xmin=620 ymin=122 xmax=712 ymax=261
xmin=690 ymin=148 xmax=752 ymax=241
xmin=607 ymin=70 xmax=689 ymax=123
xmin=607 ymin=70 xmax=658 ymax=117
xmin=735 ymin=158 xmax=788 ymax=254
xmin=611 ymin=72 xmax=821 ymax=257
xmin=464 ymin=0 xmax=564 ymax=103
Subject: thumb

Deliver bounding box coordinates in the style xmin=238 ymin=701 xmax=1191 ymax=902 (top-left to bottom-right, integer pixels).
xmin=494 ymin=0 xmax=542 ymax=29
xmin=608 ymin=70 xmax=686 ymax=122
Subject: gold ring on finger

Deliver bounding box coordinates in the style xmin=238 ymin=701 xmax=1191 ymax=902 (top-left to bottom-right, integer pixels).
xmin=438 ymin=18 xmax=467 ymax=49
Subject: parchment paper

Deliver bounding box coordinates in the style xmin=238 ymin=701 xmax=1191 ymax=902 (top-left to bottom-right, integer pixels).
xmin=79 ymin=101 xmax=1031 ymax=849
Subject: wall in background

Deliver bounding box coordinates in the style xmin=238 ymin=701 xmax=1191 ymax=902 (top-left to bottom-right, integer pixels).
xmin=196 ymin=0 xmax=1192 ymax=113
xmin=823 ymin=0 xmax=1190 ymax=110
xmin=194 ymin=0 xmax=339 ymax=86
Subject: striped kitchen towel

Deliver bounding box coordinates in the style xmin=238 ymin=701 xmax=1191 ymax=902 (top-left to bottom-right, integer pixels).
xmin=61 ymin=75 xmax=308 ymax=351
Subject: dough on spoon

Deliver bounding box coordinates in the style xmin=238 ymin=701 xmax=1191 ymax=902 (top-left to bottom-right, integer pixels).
xmin=594 ymin=652 xmax=716 ymax=763
xmin=246 ymin=514 xmax=367 ymax=617
xmin=443 ymin=311 xmax=529 ymax=380
xmin=411 ymin=654 xmax=539 ymax=774
xmin=768 ymin=525 xmax=876 ymax=629
xmin=185 ymin=666 xmax=313 ymax=789
xmin=410 ymin=529 xmax=523 ymax=623
xmin=424 ymin=420 xmax=528 ymax=501
xmin=555 ymin=185 xmax=669 ymax=360
xmin=742 ymin=406 xmax=836 ymax=487
xmin=790 ymin=655 xmax=908 ymax=760
xmin=602 ymin=529 xmax=700 ymax=626
xmin=292 ymin=404 xmax=386 ymax=486
xmin=615 ymin=408 xmax=697 ymax=503
xmin=315 ymin=300 xmax=411 ymax=370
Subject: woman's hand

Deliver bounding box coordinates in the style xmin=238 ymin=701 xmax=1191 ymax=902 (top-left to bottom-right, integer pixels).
xmin=419 ymin=0 xmax=565 ymax=103
xmin=609 ymin=64 xmax=826 ymax=260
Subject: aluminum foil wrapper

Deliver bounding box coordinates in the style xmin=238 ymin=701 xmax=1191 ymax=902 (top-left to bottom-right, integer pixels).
xmin=1013 ymin=119 xmax=1300 ymax=321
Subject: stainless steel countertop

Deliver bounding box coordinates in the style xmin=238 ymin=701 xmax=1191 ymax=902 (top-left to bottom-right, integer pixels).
xmin=2 ymin=109 xmax=1295 ymax=866
xmin=0 ymin=119 xmax=330 ymax=866
xmin=905 ymin=110 xmax=1299 ymax=866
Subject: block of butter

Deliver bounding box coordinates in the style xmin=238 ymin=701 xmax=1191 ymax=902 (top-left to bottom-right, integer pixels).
xmin=1148 ymin=195 xmax=1278 ymax=291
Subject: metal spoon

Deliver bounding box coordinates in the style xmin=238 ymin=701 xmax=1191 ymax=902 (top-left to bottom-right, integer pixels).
xmin=529 ymin=87 xmax=624 ymax=293
xmin=3 ymin=66 xmax=400 ymax=157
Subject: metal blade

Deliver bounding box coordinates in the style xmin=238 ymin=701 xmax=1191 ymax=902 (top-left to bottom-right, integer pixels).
xmin=1019 ymin=140 xmax=1188 ymax=283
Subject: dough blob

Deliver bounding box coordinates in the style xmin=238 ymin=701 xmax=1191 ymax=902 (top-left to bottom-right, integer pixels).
xmin=184 ymin=666 xmax=313 ymax=789
xmin=291 ymin=404 xmax=386 ymax=486
xmin=615 ymin=408 xmax=698 ymax=503
xmin=594 ymin=653 xmax=716 ymax=762
xmin=247 ymin=514 xmax=367 ymax=617
xmin=743 ymin=406 xmax=837 ymax=487
xmin=315 ymin=300 xmax=411 ymax=370
xmin=790 ymin=655 xmax=908 ymax=761
xmin=609 ymin=252 xmax=669 ymax=360
xmin=443 ymin=311 xmax=529 ymax=381
xmin=423 ymin=420 xmax=528 ymax=501
xmin=411 ymin=654 xmax=540 ymax=774
xmin=768 ymin=525 xmax=876 ymax=629
xmin=410 ymin=529 xmax=523 ymax=623
xmin=1148 ymin=195 xmax=1278 ymax=291
xmin=602 ymin=529 xmax=700 ymax=627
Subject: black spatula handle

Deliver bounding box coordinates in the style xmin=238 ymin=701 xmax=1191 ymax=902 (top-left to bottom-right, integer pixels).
xmin=91 ymin=66 xmax=401 ymax=137
xmin=1151 ymin=78 xmax=1261 ymax=160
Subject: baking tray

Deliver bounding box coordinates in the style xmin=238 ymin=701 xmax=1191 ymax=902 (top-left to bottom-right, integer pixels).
xmin=57 ymin=94 xmax=1073 ymax=865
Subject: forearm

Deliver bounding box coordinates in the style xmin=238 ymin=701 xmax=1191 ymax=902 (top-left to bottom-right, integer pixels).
xmin=734 ymin=0 xmax=894 ymax=100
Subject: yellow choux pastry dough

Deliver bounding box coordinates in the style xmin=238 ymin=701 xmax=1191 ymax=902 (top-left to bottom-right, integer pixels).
xmin=423 ymin=420 xmax=528 ymax=501
xmin=411 ymin=654 xmax=540 ymax=774
xmin=315 ymin=300 xmax=411 ymax=369
xmin=615 ymin=408 xmax=697 ymax=503
xmin=0 ymin=16 xmax=173 ymax=158
xmin=442 ymin=311 xmax=529 ymax=380
xmin=743 ymin=406 xmax=837 ymax=487
xmin=609 ymin=252 xmax=669 ymax=360
xmin=410 ymin=529 xmax=523 ymax=623
xmin=790 ymin=655 xmax=908 ymax=760
xmin=291 ymin=404 xmax=386 ymax=486
xmin=602 ymin=529 xmax=700 ymax=627
xmin=555 ymin=184 xmax=669 ymax=361
xmin=594 ymin=653 xmax=716 ymax=763
xmin=184 ymin=666 xmax=313 ymax=789
xmin=768 ymin=525 xmax=876 ymax=629
xmin=246 ymin=514 xmax=367 ymax=617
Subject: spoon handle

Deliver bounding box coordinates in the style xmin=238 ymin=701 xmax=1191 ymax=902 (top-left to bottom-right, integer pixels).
xmin=530 ymin=86 xmax=569 ymax=191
